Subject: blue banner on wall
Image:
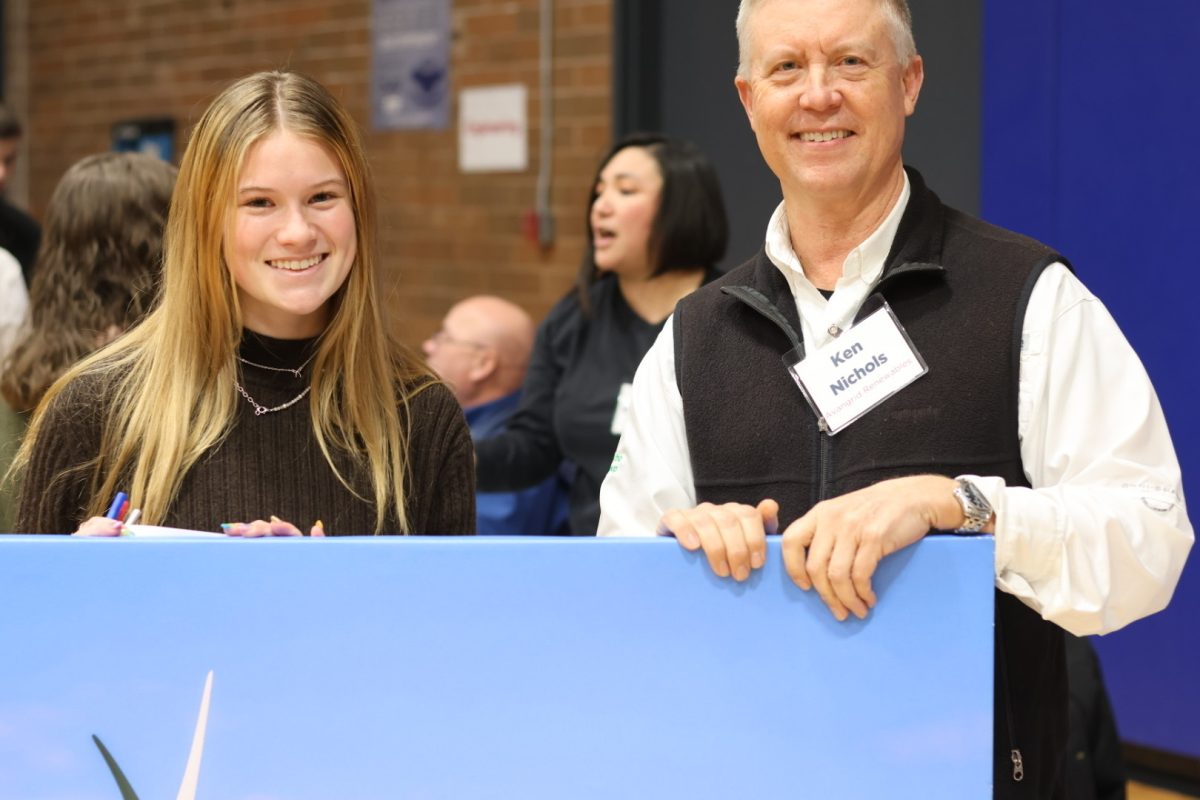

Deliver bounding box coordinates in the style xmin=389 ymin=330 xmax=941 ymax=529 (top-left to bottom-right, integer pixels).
xmin=983 ymin=0 xmax=1200 ymax=762
xmin=111 ymin=118 xmax=175 ymax=163
xmin=370 ymin=0 xmax=451 ymax=130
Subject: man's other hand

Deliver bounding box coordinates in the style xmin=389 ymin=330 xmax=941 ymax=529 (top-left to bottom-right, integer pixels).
xmin=658 ymin=499 xmax=780 ymax=581
xmin=781 ymin=474 xmax=960 ymax=621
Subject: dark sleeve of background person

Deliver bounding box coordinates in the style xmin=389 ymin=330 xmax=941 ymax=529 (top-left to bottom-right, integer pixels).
xmin=0 ymin=198 xmax=41 ymax=286
xmin=1065 ymin=633 xmax=1128 ymax=800
xmin=474 ymin=296 xmax=572 ymax=494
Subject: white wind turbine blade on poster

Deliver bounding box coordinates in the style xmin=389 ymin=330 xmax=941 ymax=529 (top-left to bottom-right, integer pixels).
xmin=176 ymin=671 xmax=213 ymax=800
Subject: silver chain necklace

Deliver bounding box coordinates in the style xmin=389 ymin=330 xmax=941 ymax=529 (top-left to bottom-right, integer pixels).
xmin=234 ymin=352 xmax=316 ymax=416
xmin=237 ymin=352 xmax=316 ymax=378
xmin=234 ymin=381 xmax=311 ymax=416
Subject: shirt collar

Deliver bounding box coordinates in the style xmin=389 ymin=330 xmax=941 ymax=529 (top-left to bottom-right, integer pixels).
xmin=464 ymin=391 xmax=521 ymax=434
xmin=763 ymin=171 xmax=912 ymax=291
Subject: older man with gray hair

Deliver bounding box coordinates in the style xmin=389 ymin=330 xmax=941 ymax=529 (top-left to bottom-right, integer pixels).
xmin=599 ymin=0 xmax=1193 ymax=796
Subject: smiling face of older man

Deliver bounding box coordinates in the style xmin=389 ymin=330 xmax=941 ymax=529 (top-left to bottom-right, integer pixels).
xmin=734 ymin=0 xmax=923 ymax=215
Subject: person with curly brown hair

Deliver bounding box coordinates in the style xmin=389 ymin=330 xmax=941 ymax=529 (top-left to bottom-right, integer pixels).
xmin=0 ymin=152 xmax=176 ymax=531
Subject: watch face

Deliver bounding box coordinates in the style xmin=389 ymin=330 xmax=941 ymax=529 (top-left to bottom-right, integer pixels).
xmin=955 ymin=480 xmax=993 ymax=531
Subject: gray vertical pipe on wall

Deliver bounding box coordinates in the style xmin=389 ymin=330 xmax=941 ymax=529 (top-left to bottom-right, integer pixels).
xmin=536 ymin=0 xmax=555 ymax=248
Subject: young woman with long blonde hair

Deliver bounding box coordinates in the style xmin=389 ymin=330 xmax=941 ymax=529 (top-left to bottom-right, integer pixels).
xmin=13 ymin=71 xmax=474 ymax=536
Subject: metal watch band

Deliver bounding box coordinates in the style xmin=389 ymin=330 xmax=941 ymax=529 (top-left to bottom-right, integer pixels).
xmin=953 ymin=478 xmax=993 ymax=533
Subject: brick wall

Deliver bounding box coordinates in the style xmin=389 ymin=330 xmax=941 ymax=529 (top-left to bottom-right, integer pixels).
xmin=3 ymin=0 xmax=32 ymax=207
xmin=17 ymin=0 xmax=611 ymax=346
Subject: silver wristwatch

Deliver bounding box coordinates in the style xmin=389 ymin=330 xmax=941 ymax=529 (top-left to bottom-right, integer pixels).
xmin=953 ymin=478 xmax=994 ymax=533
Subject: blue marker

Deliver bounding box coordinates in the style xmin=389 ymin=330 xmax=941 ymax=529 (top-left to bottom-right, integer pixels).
xmin=105 ymin=492 xmax=129 ymax=520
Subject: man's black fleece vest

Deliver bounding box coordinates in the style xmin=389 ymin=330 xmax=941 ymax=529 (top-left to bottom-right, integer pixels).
xmin=674 ymin=169 xmax=1068 ymax=799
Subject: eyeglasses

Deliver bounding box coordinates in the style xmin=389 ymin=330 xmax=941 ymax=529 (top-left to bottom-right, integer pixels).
xmin=429 ymin=330 xmax=486 ymax=349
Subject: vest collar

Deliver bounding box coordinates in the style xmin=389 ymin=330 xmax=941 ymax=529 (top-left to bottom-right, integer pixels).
xmin=878 ymin=167 xmax=948 ymax=284
xmin=731 ymin=166 xmax=949 ymax=347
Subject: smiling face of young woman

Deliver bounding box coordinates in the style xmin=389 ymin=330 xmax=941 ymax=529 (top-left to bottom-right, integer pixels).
xmin=589 ymin=145 xmax=664 ymax=280
xmin=225 ymin=128 xmax=357 ymax=339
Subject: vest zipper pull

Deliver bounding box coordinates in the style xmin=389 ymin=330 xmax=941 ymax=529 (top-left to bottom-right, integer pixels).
xmin=1011 ymin=749 xmax=1024 ymax=782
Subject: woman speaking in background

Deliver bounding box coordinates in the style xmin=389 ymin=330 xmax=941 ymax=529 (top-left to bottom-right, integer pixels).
xmin=469 ymin=133 xmax=728 ymax=534
xmin=12 ymin=71 xmax=474 ymax=536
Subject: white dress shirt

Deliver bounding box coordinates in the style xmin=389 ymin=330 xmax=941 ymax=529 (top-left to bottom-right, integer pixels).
xmin=598 ymin=175 xmax=1193 ymax=637
xmin=0 ymin=247 xmax=28 ymax=363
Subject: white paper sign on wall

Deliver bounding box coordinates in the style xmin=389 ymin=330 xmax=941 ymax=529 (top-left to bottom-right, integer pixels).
xmin=459 ymin=84 xmax=528 ymax=173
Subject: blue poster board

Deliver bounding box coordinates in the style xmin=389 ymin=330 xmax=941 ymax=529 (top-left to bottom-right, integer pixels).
xmin=0 ymin=536 xmax=994 ymax=799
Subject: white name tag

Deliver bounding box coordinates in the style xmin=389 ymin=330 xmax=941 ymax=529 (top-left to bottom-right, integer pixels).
xmin=611 ymin=382 xmax=633 ymax=436
xmin=787 ymin=302 xmax=927 ymax=434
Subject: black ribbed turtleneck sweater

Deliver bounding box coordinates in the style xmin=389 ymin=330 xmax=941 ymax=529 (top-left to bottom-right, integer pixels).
xmin=15 ymin=331 xmax=475 ymax=535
